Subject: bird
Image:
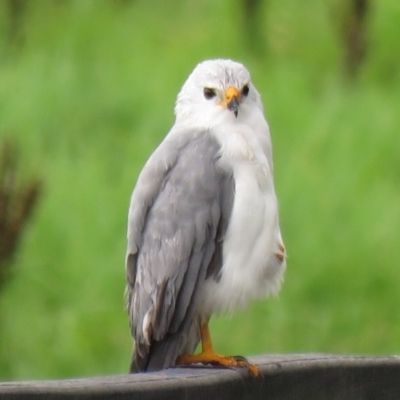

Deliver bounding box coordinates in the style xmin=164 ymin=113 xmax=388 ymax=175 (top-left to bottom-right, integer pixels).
xmin=125 ymin=59 xmax=286 ymax=376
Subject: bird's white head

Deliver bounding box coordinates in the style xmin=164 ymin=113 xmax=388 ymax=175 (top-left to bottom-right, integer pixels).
xmin=174 ymin=59 xmax=264 ymax=129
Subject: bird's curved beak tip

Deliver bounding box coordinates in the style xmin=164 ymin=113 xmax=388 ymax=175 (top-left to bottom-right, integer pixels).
xmin=227 ymin=97 xmax=239 ymax=118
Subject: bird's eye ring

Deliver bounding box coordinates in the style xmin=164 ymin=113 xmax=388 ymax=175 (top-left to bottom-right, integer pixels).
xmin=203 ymin=87 xmax=216 ymax=100
xmin=242 ymin=85 xmax=250 ymax=96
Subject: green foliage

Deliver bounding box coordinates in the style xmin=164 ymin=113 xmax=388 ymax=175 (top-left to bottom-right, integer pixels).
xmin=0 ymin=0 xmax=399 ymax=380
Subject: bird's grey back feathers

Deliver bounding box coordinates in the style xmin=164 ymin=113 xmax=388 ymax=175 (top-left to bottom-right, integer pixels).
xmin=126 ymin=128 xmax=234 ymax=372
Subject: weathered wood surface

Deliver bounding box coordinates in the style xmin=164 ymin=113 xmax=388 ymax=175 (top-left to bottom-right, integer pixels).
xmin=1 ymin=354 xmax=400 ymax=399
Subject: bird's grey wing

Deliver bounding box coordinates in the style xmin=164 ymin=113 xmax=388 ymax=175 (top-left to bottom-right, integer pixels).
xmin=125 ymin=128 xmax=234 ymax=372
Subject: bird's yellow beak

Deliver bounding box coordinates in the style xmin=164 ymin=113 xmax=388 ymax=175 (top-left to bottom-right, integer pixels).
xmin=220 ymin=86 xmax=240 ymax=117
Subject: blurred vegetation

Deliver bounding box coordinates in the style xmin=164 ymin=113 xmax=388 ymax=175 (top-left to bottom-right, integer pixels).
xmin=334 ymin=0 xmax=370 ymax=79
xmin=0 ymin=138 xmax=42 ymax=292
xmin=0 ymin=0 xmax=399 ymax=380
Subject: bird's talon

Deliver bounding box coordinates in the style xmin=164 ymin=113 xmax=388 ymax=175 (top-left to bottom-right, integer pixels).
xmin=177 ymin=352 xmax=260 ymax=377
xmin=248 ymin=363 xmax=260 ymax=377
xmin=234 ymin=357 xmax=260 ymax=377
xmin=233 ymin=355 xmax=249 ymax=365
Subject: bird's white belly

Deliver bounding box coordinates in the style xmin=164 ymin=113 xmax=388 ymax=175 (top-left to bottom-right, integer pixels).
xmin=199 ymin=159 xmax=286 ymax=316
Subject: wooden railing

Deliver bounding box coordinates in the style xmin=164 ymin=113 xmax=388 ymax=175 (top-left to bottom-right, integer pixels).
xmin=1 ymin=354 xmax=400 ymax=399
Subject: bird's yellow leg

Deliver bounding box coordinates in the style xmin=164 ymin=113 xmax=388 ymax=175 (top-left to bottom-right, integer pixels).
xmin=175 ymin=322 xmax=259 ymax=376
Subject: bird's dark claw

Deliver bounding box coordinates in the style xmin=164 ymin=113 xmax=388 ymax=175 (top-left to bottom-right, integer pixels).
xmin=232 ymin=355 xmax=249 ymax=365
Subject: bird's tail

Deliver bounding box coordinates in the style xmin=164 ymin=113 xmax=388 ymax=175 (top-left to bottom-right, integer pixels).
xmin=129 ymin=331 xmax=198 ymax=373
xmin=129 ymin=353 xmax=140 ymax=373
xmin=129 ymin=333 xmax=182 ymax=373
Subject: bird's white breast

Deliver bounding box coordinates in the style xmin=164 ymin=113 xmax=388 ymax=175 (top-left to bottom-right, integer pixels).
xmin=199 ymin=120 xmax=286 ymax=316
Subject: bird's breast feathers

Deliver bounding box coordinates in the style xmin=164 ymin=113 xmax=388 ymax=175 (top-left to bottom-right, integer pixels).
xmin=198 ymin=124 xmax=286 ymax=315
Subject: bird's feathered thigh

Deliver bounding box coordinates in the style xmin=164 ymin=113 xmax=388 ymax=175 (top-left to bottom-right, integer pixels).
xmin=126 ymin=128 xmax=234 ymax=372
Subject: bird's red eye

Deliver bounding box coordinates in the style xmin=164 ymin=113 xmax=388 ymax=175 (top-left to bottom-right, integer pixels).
xmin=242 ymin=85 xmax=249 ymax=96
xmin=203 ymin=88 xmax=216 ymax=100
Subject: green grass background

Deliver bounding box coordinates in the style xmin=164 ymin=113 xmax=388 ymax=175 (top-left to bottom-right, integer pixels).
xmin=0 ymin=0 xmax=399 ymax=380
